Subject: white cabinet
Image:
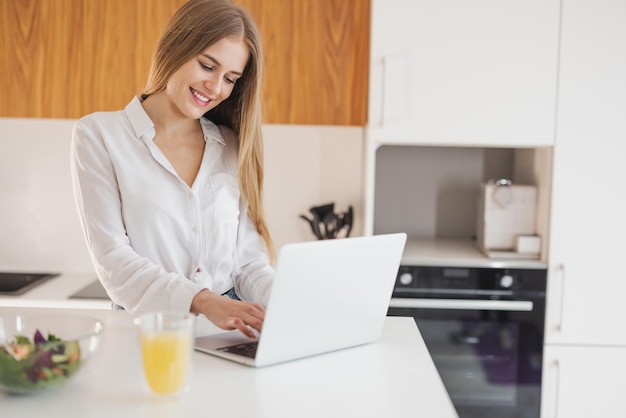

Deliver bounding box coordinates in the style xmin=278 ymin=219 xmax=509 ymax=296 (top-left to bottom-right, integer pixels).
xmin=545 ymin=0 xmax=626 ymax=347
xmin=542 ymin=0 xmax=626 ymax=416
xmin=368 ymin=0 xmax=561 ymax=147
xmin=364 ymin=0 xmax=560 ymax=236
xmin=541 ymin=346 xmax=626 ymax=418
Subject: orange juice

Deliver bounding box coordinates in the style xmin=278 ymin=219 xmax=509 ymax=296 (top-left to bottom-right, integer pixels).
xmin=141 ymin=331 xmax=191 ymax=394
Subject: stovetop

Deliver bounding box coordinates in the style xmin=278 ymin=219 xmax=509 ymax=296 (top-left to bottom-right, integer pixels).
xmin=0 ymin=272 xmax=59 ymax=295
xmin=68 ymin=280 xmax=109 ymax=300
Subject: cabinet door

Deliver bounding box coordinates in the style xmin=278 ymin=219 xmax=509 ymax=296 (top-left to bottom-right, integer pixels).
xmin=0 ymin=0 xmax=185 ymax=118
xmin=545 ymin=0 xmax=626 ymax=346
xmin=0 ymin=0 xmax=370 ymax=125
xmin=236 ymin=0 xmax=370 ymax=126
xmin=541 ymin=345 xmax=626 ymax=418
xmin=368 ymin=0 xmax=560 ymax=146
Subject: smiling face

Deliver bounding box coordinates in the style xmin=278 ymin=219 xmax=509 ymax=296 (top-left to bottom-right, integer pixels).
xmin=165 ymin=36 xmax=250 ymax=120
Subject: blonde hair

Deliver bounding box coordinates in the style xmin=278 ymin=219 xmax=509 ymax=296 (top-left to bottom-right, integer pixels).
xmin=142 ymin=0 xmax=275 ymax=262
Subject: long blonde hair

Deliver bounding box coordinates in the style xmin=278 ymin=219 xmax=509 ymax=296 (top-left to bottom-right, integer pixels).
xmin=142 ymin=0 xmax=275 ymax=262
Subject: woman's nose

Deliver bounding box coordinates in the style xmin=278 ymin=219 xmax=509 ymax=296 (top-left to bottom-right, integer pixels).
xmin=204 ymin=76 xmax=222 ymax=96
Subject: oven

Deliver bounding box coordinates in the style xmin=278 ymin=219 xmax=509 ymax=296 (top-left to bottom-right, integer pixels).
xmin=388 ymin=264 xmax=547 ymax=418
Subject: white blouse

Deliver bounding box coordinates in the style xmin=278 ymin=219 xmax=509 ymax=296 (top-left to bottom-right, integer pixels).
xmin=70 ymin=96 xmax=274 ymax=315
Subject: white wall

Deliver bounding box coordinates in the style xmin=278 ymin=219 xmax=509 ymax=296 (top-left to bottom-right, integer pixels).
xmin=0 ymin=118 xmax=91 ymax=273
xmin=0 ymin=118 xmax=364 ymax=273
xmin=263 ymin=125 xmax=364 ymax=249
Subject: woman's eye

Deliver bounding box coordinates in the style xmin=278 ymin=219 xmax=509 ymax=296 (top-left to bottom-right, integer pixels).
xmin=200 ymin=62 xmax=213 ymax=71
xmin=225 ymin=77 xmax=235 ymax=85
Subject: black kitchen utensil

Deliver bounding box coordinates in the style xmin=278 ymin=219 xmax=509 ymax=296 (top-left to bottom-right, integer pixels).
xmin=300 ymin=203 xmax=353 ymax=240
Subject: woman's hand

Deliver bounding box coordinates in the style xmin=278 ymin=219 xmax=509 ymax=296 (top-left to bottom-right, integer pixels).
xmin=190 ymin=289 xmax=265 ymax=338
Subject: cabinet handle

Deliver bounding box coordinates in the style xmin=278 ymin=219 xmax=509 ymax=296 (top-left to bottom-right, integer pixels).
xmin=381 ymin=54 xmax=412 ymax=127
xmin=380 ymin=57 xmax=390 ymax=127
xmin=554 ymin=263 xmax=565 ymax=333
xmin=550 ymin=358 xmax=561 ymax=418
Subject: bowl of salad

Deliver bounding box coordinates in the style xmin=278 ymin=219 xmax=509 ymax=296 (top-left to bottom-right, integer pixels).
xmin=0 ymin=313 xmax=104 ymax=394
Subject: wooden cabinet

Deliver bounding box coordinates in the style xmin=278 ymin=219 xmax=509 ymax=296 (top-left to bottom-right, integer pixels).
xmin=0 ymin=0 xmax=369 ymax=125
xmin=367 ymin=0 xmax=560 ymax=147
xmin=235 ymin=0 xmax=369 ymax=125
xmin=0 ymin=0 xmax=185 ymax=119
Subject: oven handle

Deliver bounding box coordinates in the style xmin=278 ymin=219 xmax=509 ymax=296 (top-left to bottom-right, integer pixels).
xmin=390 ymin=298 xmax=534 ymax=312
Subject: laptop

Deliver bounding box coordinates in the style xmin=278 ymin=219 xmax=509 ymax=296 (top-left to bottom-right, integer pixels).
xmin=194 ymin=233 xmax=407 ymax=367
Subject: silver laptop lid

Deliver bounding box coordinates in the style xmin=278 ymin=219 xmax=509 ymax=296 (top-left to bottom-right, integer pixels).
xmin=254 ymin=233 xmax=407 ymax=367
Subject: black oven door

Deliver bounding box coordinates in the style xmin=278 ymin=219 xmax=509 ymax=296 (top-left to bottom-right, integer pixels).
xmin=389 ymin=297 xmax=544 ymax=418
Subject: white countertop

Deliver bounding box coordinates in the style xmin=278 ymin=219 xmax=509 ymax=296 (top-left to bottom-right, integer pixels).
xmin=0 ymin=272 xmax=111 ymax=309
xmin=401 ymin=238 xmax=547 ymax=269
xmin=0 ymin=307 xmax=458 ymax=418
xmin=0 ymin=239 xmax=547 ymax=311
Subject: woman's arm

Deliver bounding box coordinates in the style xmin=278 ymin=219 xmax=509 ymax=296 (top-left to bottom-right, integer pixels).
xmin=70 ymin=116 xmax=204 ymax=314
xmin=230 ymin=199 xmax=275 ymax=307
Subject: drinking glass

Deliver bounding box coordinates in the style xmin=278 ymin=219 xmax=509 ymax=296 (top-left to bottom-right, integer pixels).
xmin=135 ymin=311 xmax=194 ymax=395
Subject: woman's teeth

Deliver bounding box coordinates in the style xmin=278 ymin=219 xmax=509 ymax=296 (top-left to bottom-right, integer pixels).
xmin=192 ymin=89 xmax=209 ymax=103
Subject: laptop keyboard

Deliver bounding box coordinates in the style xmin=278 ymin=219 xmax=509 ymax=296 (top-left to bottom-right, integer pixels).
xmin=217 ymin=341 xmax=258 ymax=358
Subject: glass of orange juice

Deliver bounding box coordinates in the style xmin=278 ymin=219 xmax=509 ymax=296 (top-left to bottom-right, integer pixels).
xmin=135 ymin=311 xmax=194 ymax=395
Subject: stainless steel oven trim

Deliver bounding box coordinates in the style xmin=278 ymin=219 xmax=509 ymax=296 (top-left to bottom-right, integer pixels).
xmin=390 ymin=298 xmax=534 ymax=312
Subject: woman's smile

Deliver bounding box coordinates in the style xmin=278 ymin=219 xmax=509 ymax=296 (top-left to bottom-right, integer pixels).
xmin=190 ymin=87 xmax=211 ymax=106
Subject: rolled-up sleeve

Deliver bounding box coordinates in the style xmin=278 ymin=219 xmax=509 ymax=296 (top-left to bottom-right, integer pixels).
xmin=231 ymin=199 xmax=275 ymax=306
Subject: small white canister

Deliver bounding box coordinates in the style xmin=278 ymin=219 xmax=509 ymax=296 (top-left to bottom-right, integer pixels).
xmin=476 ymin=179 xmax=538 ymax=253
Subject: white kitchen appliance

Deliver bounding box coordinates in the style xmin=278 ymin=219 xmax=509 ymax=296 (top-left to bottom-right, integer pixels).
xmin=476 ymin=179 xmax=538 ymax=257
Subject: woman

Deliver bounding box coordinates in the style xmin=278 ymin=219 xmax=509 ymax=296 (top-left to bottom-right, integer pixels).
xmin=70 ymin=0 xmax=274 ymax=338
